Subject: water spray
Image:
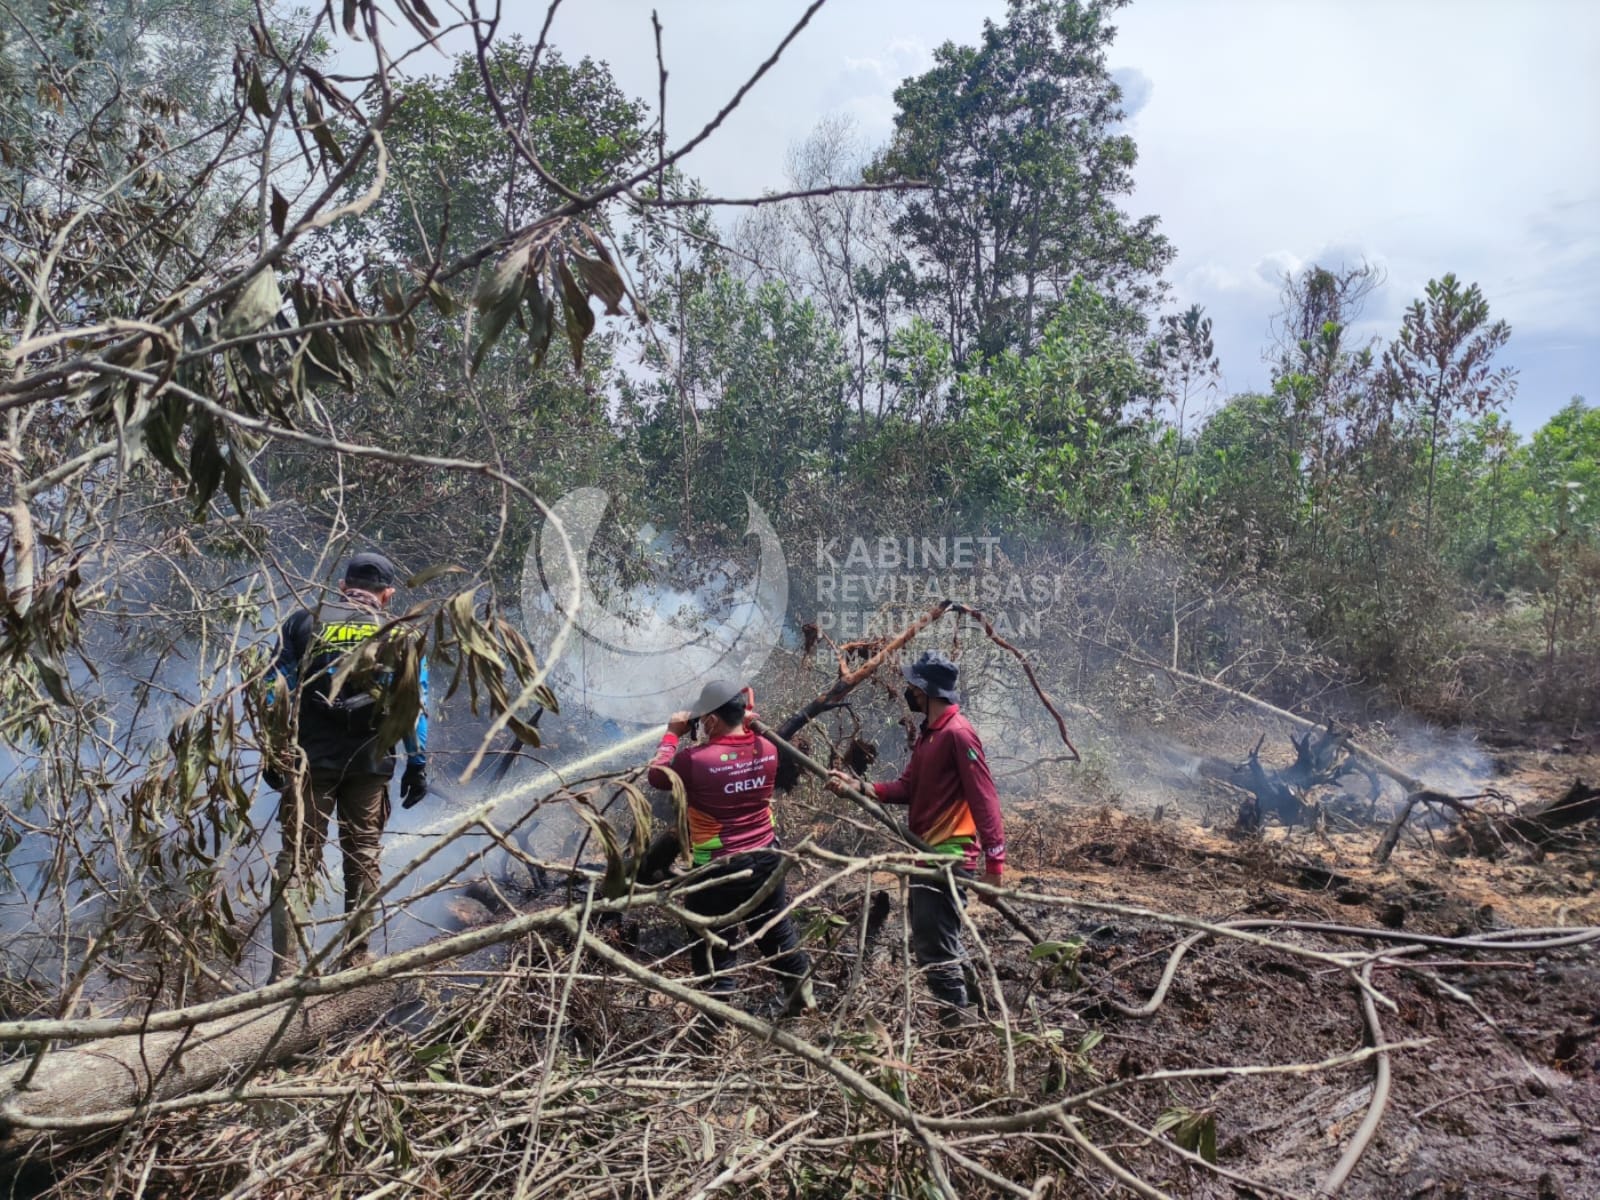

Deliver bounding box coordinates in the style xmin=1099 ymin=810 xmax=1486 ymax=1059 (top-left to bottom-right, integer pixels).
xmin=397 ymin=724 xmax=664 ymax=844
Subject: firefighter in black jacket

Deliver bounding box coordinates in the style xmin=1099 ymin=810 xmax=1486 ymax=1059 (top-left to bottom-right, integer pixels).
xmin=264 ymin=552 xmax=428 ymax=979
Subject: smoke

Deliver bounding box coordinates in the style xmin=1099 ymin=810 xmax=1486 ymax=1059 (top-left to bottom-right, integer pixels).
xmin=1384 ymin=718 xmax=1493 ymax=798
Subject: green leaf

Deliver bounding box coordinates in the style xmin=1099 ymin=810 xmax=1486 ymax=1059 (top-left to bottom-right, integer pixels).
xmin=222 ymin=449 xmax=247 ymax=514
xmin=245 ymin=64 xmax=272 ymax=118
xmin=557 ymin=259 xmax=594 ymax=370
xmin=470 ymin=251 xmax=529 ymax=374
xmin=220 ymin=270 xmax=282 ymax=338
xmin=1155 ymin=1107 xmax=1217 ymax=1163
xmin=572 ymin=254 xmax=626 ymax=316
xmin=471 ymin=286 xmax=522 ymax=376
xmin=189 ymin=417 xmax=224 ymax=515
xmin=474 ymin=250 xmax=527 ymax=312
xmin=302 ymin=87 xmax=345 ymax=166
xmin=406 ymin=563 xmax=467 ymax=588
xmin=141 ymin=393 xmax=189 ymax=479
xmin=419 ymin=276 xmax=456 ymax=317
xmin=524 ymin=276 xmax=553 ymax=368
xmin=504 ymin=712 xmax=543 ymax=748
xmin=1027 ymin=939 xmax=1079 ymax=962
xmin=31 ymin=651 xmax=71 ymax=705
xmin=412 ymin=1042 xmax=452 ymax=1066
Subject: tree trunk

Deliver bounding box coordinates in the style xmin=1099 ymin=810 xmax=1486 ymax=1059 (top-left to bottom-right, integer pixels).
xmin=0 ymin=977 xmax=408 ymax=1164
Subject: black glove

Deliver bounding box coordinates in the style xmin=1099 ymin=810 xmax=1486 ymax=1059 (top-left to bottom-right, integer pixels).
xmin=263 ymin=763 xmax=287 ymax=792
xmin=400 ymin=759 xmax=428 ymax=809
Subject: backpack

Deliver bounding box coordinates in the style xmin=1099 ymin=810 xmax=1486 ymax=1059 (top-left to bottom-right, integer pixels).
xmin=299 ymin=609 xmax=415 ymax=740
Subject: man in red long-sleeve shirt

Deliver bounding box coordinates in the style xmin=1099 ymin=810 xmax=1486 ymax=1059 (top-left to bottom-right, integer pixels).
xmin=829 ymin=650 xmax=1004 ymax=1020
xmin=648 ymin=680 xmax=813 ymax=1016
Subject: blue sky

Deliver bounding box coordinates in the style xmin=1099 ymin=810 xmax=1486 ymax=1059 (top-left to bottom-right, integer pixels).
xmin=478 ymin=0 xmax=1598 ymax=433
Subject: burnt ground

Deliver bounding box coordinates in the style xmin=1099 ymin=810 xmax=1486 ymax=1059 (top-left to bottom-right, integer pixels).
xmin=902 ymin=741 xmax=1600 ymax=1199
xmin=434 ymin=738 xmax=1600 ymax=1198
xmin=22 ymin=740 xmax=1594 ymax=1200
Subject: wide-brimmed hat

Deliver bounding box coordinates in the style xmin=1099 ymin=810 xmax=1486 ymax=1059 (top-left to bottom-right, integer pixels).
xmin=901 ymin=650 xmax=960 ymax=702
xmin=688 ymin=679 xmax=749 ymax=719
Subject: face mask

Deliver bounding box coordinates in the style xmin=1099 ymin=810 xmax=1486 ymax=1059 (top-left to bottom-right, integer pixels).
xmin=903 ymin=686 xmax=925 ymax=713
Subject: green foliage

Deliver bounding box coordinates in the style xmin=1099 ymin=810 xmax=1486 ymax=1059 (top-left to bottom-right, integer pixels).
xmin=1524 ymin=398 xmax=1600 ymax=536
xmin=628 ymin=273 xmax=852 ymax=523
xmin=874 ymin=0 xmax=1172 ymax=365
xmin=1154 ymin=1105 xmax=1218 ymax=1163
xmin=356 ymin=39 xmax=648 ymax=266
xmin=946 ymin=282 xmax=1159 ymax=530
xmin=1027 ymin=936 xmax=1084 ymax=987
xmin=1383 ymin=273 xmax=1516 ymax=547
xmin=1190 ymin=393 xmax=1302 ymax=568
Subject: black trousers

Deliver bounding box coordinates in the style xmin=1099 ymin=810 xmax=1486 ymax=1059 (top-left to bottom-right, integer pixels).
xmin=909 ymin=863 xmax=973 ymax=1008
xmin=680 ymin=850 xmax=809 ymax=995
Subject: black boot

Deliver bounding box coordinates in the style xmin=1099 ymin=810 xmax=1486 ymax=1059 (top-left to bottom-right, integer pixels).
xmin=960 ymin=962 xmax=990 ymax=1017
xmin=937 ymin=1001 xmax=970 ymax=1030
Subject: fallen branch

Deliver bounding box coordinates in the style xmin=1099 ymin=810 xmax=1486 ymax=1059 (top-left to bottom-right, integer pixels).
xmin=0 ymin=977 xmax=408 ymax=1162
xmin=753 ymin=719 xmax=1045 ymax=944
xmin=1372 ymin=789 xmax=1476 ymax=864
xmin=780 ymin=600 xmax=1079 ymax=789
xmin=1318 ymin=963 xmax=1392 ymax=1196
xmin=1439 ymin=779 xmax=1600 ymax=858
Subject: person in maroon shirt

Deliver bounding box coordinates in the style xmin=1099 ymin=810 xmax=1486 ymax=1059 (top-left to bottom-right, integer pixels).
xmin=648 ymin=680 xmax=813 ymax=1017
xmin=829 ymin=650 xmax=1005 ymax=1021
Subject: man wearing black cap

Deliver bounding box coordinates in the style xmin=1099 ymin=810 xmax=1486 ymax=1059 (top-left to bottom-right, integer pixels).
xmin=647 ymin=680 xmax=813 ymax=1016
xmin=264 ymin=551 xmax=429 ymax=979
xmin=829 ymin=650 xmax=1004 ymax=1021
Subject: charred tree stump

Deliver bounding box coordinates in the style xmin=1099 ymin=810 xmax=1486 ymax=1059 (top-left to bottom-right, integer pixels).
xmin=1231 ymin=725 xmax=1367 ymax=832
xmin=1234 ymin=734 xmax=1309 ymax=831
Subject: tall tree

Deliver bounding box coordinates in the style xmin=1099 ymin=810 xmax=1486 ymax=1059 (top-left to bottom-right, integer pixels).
xmin=349 ymin=39 xmax=648 ymax=268
xmin=952 ymin=280 xmax=1156 ymax=529
xmin=1267 ymin=262 xmax=1384 ymax=541
xmin=875 ymin=0 xmax=1171 ymax=366
xmin=1382 ymin=273 xmax=1515 ymax=548
xmin=625 ymin=273 xmax=850 ymax=524
xmin=1190 ymin=393 xmax=1302 ymax=569
xmin=1433 ymin=412 xmax=1521 ymax=585
xmin=1143 ymin=304 xmax=1220 ymax=504
xmin=737 ymin=116 xmax=909 ymax=423
xmin=1523 ymin=397 xmax=1600 ymax=537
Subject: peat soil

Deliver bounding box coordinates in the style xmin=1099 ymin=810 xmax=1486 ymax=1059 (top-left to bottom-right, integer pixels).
xmin=953 ymin=741 xmax=1600 ymax=1199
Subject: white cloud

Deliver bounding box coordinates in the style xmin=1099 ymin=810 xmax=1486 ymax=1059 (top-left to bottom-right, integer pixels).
xmin=834 ymin=39 xmax=932 ymax=135
xmin=1110 ymin=66 xmax=1154 ymax=123
xmin=1111 ymin=0 xmax=1599 ymax=424
xmin=1250 ymin=252 xmax=1302 ymax=291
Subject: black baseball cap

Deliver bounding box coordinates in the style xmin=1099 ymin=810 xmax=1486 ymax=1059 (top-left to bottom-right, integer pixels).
xmin=902 ymin=650 xmax=960 ymax=702
xmin=344 ymin=551 xmax=401 ymax=589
